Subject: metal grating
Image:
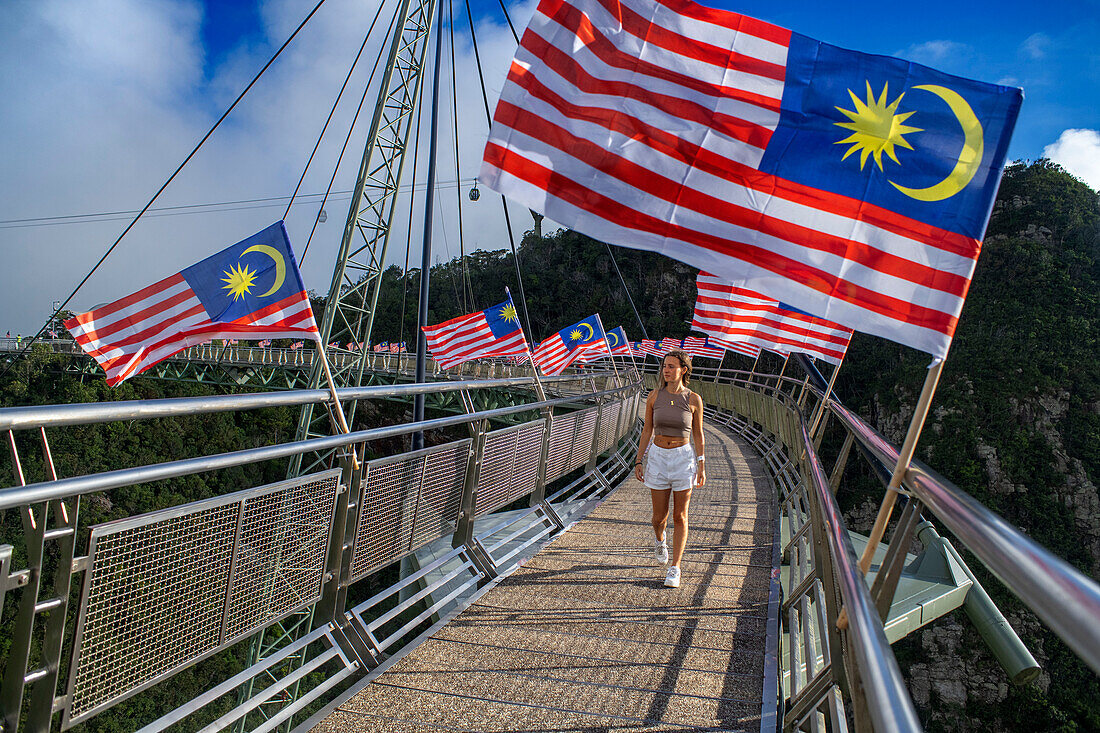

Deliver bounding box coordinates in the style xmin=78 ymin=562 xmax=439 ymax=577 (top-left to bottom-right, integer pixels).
xmin=545 ymin=412 xmax=580 ymax=483
xmin=67 ymin=470 xmax=341 ymax=724
xmin=596 ymin=401 xmax=621 ymax=453
xmin=475 ymin=420 xmax=545 ymax=516
xmin=568 ymin=407 xmax=600 ymax=472
xmin=350 ymin=440 xmax=470 ymax=582
xmin=223 ymin=474 xmax=337 ymax=642
xmin=408 ymin=440 xmax=470 ymax=550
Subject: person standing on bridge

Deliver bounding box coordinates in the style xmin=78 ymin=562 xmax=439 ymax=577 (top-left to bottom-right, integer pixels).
xmin=635 ymin=349 xmax=706 ymax=588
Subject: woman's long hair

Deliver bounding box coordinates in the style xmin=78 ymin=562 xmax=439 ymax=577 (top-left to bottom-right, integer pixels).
xmin=658 ymin=349 xmax=692 ymax=391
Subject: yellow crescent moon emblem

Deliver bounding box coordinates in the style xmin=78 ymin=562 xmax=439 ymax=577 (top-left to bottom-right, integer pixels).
xmin=241 ymin=244 xmax=287 ymax=297
xmin=578 ymin=322 xmax=594 ymax=342
xmin=890 ymin=85 xmax=984 ymax=202
xmin=607 ymin=331 xmax=619 ymax=347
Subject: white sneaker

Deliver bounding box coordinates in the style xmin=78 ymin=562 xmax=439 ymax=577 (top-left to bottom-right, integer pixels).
xmin=664 ymin=566 xmax=681 ymax=588
xmin=654 ymin=540 xmax=669 ymax=565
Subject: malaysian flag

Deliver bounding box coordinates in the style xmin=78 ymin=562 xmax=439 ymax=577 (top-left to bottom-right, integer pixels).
xmin=681 ymin=336 xmax=724 ymax=360
xmin=532 ymin=314 xmax=609 ymax=375
xmin=577 ymin=324 xmax=630 ymax=362
xmin=388 ymin=343 xmax=400 ymax=353
xmin=693 ymin=272 xmax=853 ymax=364
xmin=290 ymin=341 xmax=304 ymax=349
xmin=65 ymin=222 xmax=319 ymax=386
xmin=258 ymin=339 xmax=272 ymax=348
xmin=422 ymin=298 xmax=529 ymax=369
xmin=374 ymin=342 xmax=388 ymax=353
xmin=637 ymin=339 xmax=667 ymax=358
xmin=480 ymin=0 xmax=1022 ymax=358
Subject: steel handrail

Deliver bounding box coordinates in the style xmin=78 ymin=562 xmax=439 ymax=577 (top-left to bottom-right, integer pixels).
xmin=823 ymin=397 xmax=1100 ymax=676
xmin=0 ymin=372 xmax=616 ymax=431
xmin=0 ymin=383 xmax=637 ymax=510
xmin=796 ymin=415 xmax=922 ymax=731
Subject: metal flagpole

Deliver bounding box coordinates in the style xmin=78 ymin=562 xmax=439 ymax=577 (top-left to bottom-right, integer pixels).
xmin=775 ymin=353 xmax=790 ymax=389
xmin=747 ymin=352 xmax=761 ymax=384
xmin=312 ymin=341 xmax=359 ymax=470
xmin=712 ymin=349 xmax=724 ymax=384
xmin=837 ymin=356 xmax=947 ymax=630
xmin=593 ymin=313 xmax=622 ymax=385
xmin=807 ymin=355 xmax=844 ymax=437
xmin=506 ymin=286 xmax=547 ymax=403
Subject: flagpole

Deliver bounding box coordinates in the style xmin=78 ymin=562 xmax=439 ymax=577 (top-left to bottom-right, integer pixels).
xmin=747 ymin=352 xmax=760 ymax=385
xmin=506 ymin=287 xmax=547 ymax=403
xmin=836 ymin=356 xmax=946 ymax=631
xmin=593 ymin=313 xmax=622 ymax=385
xmin=712 ymin=349 xmax=725 ymax=384
xmin=808 ymin=355 xmax=844 ymax=438
xmin=313 ymin=340 xmax=359 ymax=470
xmin=775 ymin=354 xmax=790 ymax=393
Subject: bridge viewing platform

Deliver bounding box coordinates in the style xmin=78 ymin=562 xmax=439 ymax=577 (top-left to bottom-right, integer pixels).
xmin=318 ymin=422 xmax=777 ymax=732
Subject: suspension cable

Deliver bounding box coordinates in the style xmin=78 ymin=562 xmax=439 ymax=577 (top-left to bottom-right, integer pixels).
xmin=605 ymin=243 xmax=649 ymax=339
xmin=300 ymin=1 xmax=404 ymax=264
xmin=449 ymin=0 xmax=472 ymax=311
xmin=1 ymin=0 xmax=331 ymax=381
xmin=283 ymin=1 xmax=387 ymax=221
xmin=496 ymin=0 xmax=520 ymax=43
xmin=463 ymin=0 xmax=537 ymax=341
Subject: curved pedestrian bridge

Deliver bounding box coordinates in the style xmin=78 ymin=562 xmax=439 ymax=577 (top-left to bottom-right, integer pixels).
xmin=317 ymin=422 xmax=779 ymax=732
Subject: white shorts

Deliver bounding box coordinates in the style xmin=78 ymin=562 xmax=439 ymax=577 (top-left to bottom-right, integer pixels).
xmin=644 ymin=443 xmax=696 ymax=492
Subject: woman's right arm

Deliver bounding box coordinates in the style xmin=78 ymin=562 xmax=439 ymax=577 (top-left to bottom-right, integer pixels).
xmin=635 ymin=391 xmax=656 ymax=481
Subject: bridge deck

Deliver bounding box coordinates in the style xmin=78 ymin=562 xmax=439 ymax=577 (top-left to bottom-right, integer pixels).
xmin=317 ymin=422 xmax=777 ymax=732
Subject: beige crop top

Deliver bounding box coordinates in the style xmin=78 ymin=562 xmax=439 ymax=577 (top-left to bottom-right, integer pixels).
xmin=652 ymin=388 xmax=692 ymax=438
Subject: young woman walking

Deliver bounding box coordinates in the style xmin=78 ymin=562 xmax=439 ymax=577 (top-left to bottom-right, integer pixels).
xmin=634 ymin=349 xmax=706 ymax=588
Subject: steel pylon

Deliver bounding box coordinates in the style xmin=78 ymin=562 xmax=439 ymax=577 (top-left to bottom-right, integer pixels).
xmin=235 ymin=0 xmax=440 ymax=729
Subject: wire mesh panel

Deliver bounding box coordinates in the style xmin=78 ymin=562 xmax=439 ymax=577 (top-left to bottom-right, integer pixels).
xmin=545 ymin=411 xmax=581 ymax=483
xmin=66 ymin=470 xmax=341 ymax=726
xmin=349 ymin=439 xmax=470 ymax=582
xmin=223 ymin=474 xmax=337 ymax=642
xmin=567 ymin=407 xmax=600 ymax=472
xmin=596 ymin=401 xmax=621 ymax=454
xmin=409 ymin=440 xmax=470 ymax=550
xmin=475 ymin=420 xmax=546 ymax=516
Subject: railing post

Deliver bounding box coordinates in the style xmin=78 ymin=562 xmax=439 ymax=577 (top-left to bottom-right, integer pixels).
xmin=584 ymin=402 xmax=604 ymax=473
xmin=530 ymin=408 xmax=553 ymax=505
xmin=452 ymin=420 xmax=488 ymax=549
xmin=314 ymin=447 xmax=361 ymax=625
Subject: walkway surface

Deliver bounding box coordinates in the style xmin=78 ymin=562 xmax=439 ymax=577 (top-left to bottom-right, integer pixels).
xmin=316 ymin=421 xmax=777 ymax=732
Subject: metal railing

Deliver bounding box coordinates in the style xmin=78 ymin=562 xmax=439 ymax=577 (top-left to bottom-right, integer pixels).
xmin=0 ymin=370 xmax=643 ymax=732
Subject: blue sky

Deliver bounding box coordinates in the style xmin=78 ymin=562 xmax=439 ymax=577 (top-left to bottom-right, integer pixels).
xmin=194 ymin=0 xmax=1100 ymax=164
xmin=1 ymin=0 xmax=1098 ymax=334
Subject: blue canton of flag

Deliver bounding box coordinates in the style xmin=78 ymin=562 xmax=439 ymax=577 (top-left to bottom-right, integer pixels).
xmin=759 ymin=35 xmax=1022 ymax=240
xmin=184 ymin=223 xmax=312 ymax=321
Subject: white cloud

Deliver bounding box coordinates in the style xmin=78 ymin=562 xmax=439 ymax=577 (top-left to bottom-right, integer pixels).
xmin=896 ymin=40 xmax=972 ymax=66
xmin=1043 ymin=129 xmax=1100 ymax=192
xmin=0 ymin=0 xmax=538 ymax=334
xmin=1020 ymin=32 xmax=1051 ymax=60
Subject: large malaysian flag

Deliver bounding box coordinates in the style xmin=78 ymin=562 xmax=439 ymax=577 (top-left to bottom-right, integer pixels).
xmin=480 ymin=0 xmax=1022 ymax=358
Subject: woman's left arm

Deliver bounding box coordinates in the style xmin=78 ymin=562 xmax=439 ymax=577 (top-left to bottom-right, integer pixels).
xmin=691 ymin=393 xmax=706 ymax=486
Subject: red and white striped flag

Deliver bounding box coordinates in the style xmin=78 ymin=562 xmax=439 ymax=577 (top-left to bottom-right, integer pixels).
xmin=637 ymin=339 xmax=667 ymax=358
xmin=532 ymin=315 xmax=609 ymax=375
xmin=422 ymin=298 xmax=529 ymax=369
xmin=693 ymin=272 xmax=853 ymax=364
xmin=65 ymin=223 xmax=319 ymax=386
xmin=681 ymin=336 xmax=724 ymax=360
xmin=480 ymin=0 xmax=1023 ymax=359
